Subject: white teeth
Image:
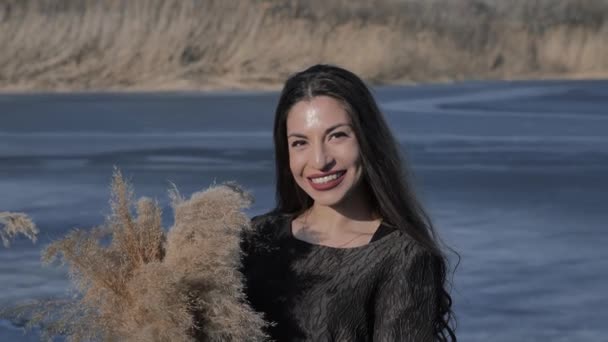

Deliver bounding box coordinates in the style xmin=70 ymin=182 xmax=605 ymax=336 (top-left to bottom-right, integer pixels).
xmin=311 ymin=172 xmax=343 ymax=184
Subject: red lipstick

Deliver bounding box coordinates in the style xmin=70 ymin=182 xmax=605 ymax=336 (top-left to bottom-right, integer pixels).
xmin=307 ymin=170 xmax=346 ymax=191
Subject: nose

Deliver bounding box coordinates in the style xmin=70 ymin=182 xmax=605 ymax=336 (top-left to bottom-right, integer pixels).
xmin=311 ymin=143 xmax=334 ymax=170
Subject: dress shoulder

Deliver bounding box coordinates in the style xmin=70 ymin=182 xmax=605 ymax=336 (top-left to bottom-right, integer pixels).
xmin=250 ymin=211 xmax=283 ymax=230
xmin=386 ymin=235 xmax=442 ymax=282
xmin=243 ymin=211 xmax=287 ymax=255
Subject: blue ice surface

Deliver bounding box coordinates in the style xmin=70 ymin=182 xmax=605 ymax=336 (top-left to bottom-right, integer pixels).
xmin=1 ymin=79 xmax=607 ymax=341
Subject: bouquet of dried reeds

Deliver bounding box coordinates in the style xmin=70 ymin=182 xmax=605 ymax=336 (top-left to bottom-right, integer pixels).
xmin=5 ymin=170 xmax=268 ymax=342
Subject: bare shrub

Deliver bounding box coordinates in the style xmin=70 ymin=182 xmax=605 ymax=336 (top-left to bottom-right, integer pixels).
xmin=16 ymin=170 xmax=268 ymax=341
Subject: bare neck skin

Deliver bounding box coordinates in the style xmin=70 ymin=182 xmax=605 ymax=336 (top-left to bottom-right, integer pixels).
xmin=293 ymin=184 xmax=382 ymax=247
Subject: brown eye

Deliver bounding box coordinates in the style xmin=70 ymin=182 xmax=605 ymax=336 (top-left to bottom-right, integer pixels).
xmin=329 ymin=132 xmax=348 ymax=140
xmin=291 ymin=140 xmax=306 ymax=147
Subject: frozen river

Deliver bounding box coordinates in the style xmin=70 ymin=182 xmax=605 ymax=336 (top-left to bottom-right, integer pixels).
xmin=1 ymin=79 xmax=607 ymax=341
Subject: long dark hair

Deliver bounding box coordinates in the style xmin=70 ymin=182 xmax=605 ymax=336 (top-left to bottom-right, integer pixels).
xmin=272 ymin=64 xmax=456 ymax=341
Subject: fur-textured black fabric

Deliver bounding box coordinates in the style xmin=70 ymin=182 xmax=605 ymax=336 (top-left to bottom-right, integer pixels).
xmin=241 ymin=212 xmax=438 ymax=342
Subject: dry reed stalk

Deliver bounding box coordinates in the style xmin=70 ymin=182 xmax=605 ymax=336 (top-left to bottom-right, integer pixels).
xmin=0 ymin=211 xmax=38 ymax=247
xmin=13 ymin=169 xmax=269 ymax=342
xmin=1 ymin=0 xmax=607 ymax=91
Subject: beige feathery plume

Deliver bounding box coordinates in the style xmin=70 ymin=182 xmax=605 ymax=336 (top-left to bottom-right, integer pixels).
xmin=16 ymin=169 xmax=269 ymax=342
xmin=0 ymin=211 xmax=38 ymax=247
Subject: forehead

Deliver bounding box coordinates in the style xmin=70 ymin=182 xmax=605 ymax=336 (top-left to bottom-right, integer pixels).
xmin=286 ymin=96 xmax=351 ymax=131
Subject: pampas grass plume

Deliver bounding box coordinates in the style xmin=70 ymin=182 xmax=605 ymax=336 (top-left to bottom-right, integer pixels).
xmin=0 ymin=211 xmax=38 ymax=247
xmin=31 ymin=169 xmax=268 ymax=341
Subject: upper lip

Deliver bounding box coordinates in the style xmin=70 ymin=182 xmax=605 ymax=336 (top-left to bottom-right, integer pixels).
xmin=307 ymin=170 xmax=345 ymax=179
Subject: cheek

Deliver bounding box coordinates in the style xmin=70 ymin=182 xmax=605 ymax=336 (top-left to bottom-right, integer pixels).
xmin=343 ymin=141 xmax=361 ymax=166
xmin=288 ymin=150 xmax=303 ymax=176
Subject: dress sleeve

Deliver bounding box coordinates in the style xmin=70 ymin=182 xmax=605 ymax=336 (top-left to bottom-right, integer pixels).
xmin=373 ymin=243 xmax=439 ymax=342
xmin=239 ymin=215 xmax=263 ymax=272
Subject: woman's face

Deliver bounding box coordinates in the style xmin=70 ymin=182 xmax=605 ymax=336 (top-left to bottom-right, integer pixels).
xmin=286 ymin=96 xmax=363 ymax=207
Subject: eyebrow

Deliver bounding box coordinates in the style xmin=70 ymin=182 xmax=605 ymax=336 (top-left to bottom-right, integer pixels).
xmin=287 ymin=123 xmax=352 ymax=139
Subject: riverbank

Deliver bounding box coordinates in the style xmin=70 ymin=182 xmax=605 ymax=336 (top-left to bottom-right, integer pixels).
xmin=1 ymin=0 xmax=607 ymax=92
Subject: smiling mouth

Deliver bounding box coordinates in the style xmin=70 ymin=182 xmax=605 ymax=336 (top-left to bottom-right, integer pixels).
xmin=307 ymin=170 xmax=346 ymax=190
xmin=309 ymin=171 xmax=345 ymax=183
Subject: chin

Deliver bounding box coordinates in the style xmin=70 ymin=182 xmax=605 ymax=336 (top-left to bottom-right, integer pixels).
xmin=302 ymin=180 xmax=356 ymax=208
xmin=308 ymin=192 xmax=348 ymax=207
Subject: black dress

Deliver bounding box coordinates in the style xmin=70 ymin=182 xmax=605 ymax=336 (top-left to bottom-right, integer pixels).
xmin=241 ymin=212 xmax=438 ymax=342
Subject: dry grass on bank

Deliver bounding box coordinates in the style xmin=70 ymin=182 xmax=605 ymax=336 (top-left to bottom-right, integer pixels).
xmin=4 ymin=170 xmax=268 ymax=342
xmin=0 ymin=0 xmax=607 ymax=91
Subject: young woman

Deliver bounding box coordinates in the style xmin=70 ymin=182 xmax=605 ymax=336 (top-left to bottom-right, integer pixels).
xmin=241 ymin=65 xmax=456 ymax=341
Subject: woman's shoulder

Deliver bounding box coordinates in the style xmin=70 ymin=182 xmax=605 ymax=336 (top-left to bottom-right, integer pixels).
xmin=242 ymin=211 xmax=289 ymax=254
xmin=388 ymin=238 xmax=444 ymax=285
xmin=378 ymin=226 xmax=440 ymax=267
xmin=250 ymin=211 xmax=287 ymax=230
xmin=249 ymin=210 xmax=292 ymax=240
